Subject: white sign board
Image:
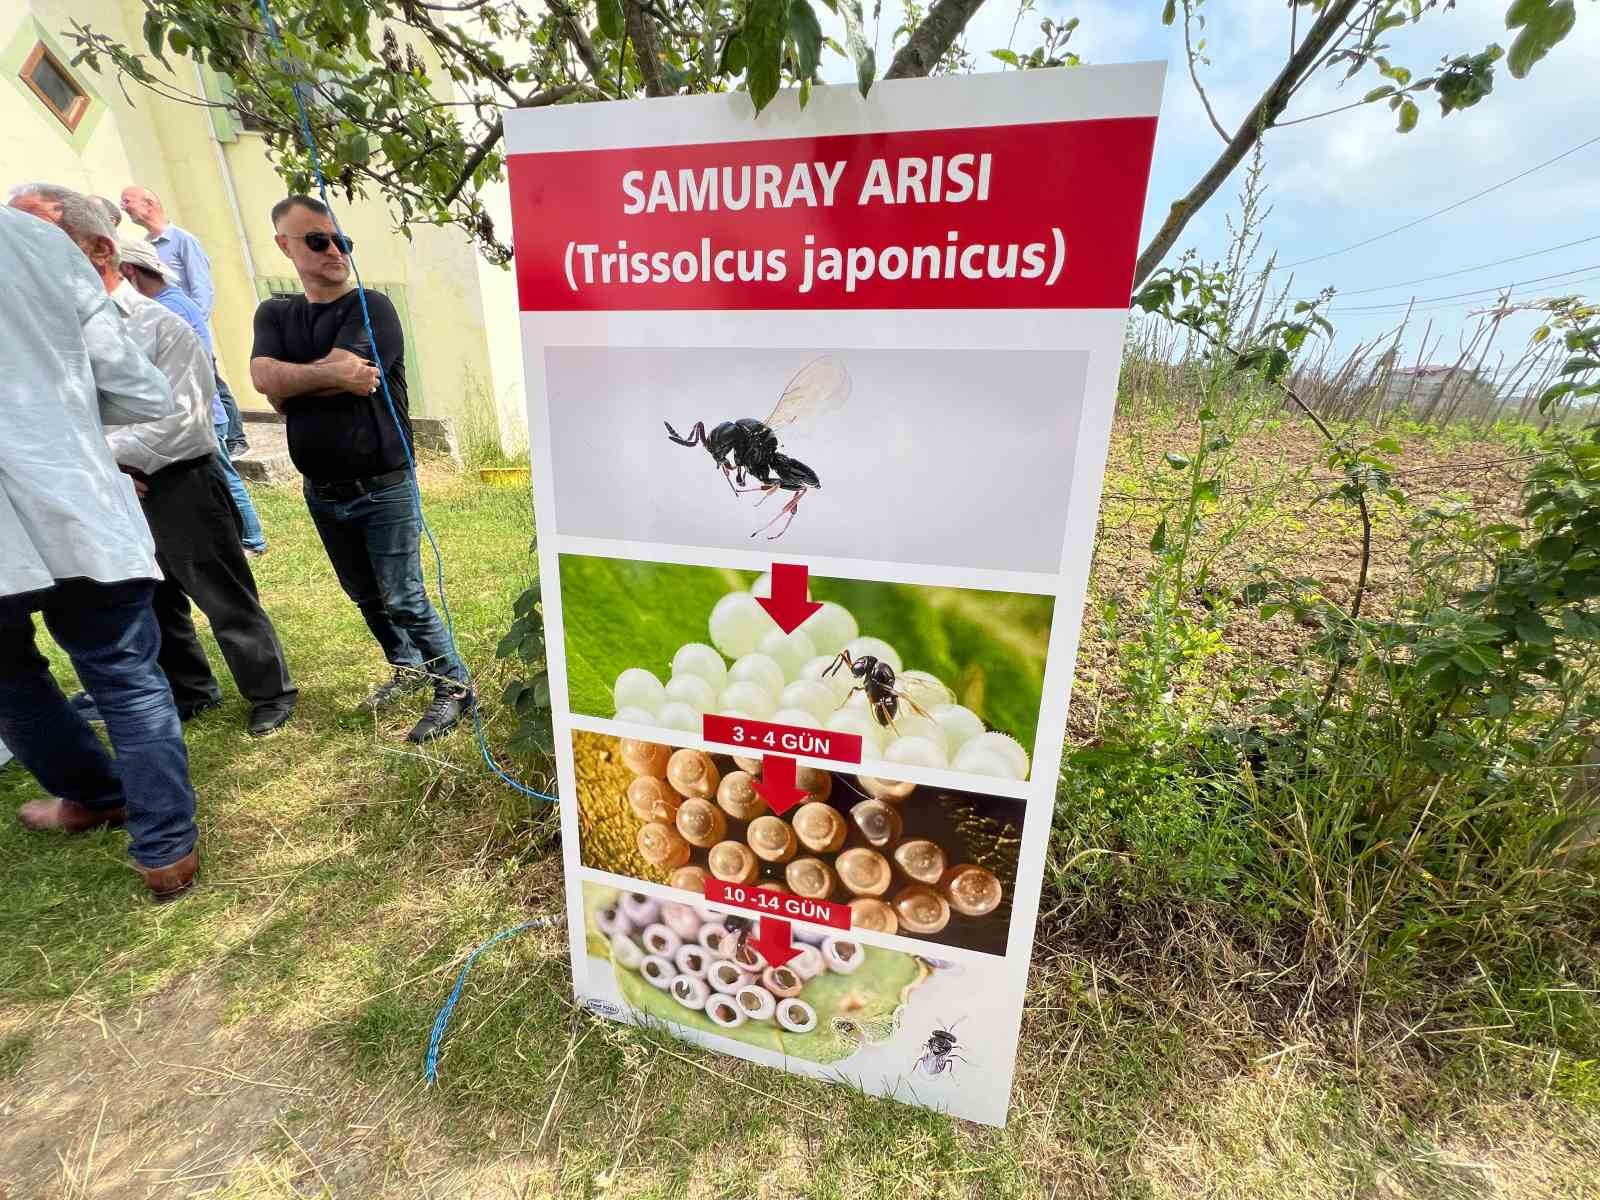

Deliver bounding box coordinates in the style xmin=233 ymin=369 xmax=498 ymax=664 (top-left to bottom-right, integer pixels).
xmin=506 ymin=62 xmax=1164 ymax=1125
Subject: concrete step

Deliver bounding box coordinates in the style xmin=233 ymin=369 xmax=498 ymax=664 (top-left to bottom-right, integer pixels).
xmin=229 ymin=410 xmax=459 ymax=484
xmin=233 ymin=449 xmax=298 ymax=485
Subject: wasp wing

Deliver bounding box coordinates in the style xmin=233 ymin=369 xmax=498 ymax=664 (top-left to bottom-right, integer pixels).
xmin=830 ymin=1010 xmax=902 ymax=1046
xmin=763 ymin=356 xmax=851 ymax=431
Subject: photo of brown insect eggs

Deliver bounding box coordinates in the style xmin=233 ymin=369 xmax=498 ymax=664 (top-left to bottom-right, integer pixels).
xmin=576 ymin=731 xmax=1021 ymax=954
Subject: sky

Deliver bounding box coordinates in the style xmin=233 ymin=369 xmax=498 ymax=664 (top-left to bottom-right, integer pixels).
xmin=824 ymin=0 xmax=1600 ymax=372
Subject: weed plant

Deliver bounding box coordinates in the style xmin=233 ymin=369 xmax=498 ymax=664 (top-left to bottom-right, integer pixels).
xmin=1056 ymin=164 xmax=1600 ymax=1077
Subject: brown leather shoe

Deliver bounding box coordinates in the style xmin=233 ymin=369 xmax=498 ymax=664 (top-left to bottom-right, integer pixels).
xmin=137 ymin=849 xmax=198 ymax=903
xmin=17 ymin=798 xmax=126 ymax=834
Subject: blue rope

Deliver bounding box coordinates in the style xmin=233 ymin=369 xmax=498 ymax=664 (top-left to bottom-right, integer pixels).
xmin=423 ymin=916 xmax=561 ymax=1085
xmin=254 ymin=0 xmax=556 ymax=805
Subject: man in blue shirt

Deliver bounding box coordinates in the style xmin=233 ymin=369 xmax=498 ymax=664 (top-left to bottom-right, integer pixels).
xmin=121 ymin=185 xmax=248 ymax=454
xmin=119 ymin=239 xmax=268 ymax=556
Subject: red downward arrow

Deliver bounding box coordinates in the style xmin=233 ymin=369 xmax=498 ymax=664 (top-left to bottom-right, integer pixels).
xmin=756 ymin=563 xmax=822 ymax=634
xmin=751 ymin=916 xmax=800 ymax=967
xmin=750 ymin=754 xmax=808 ymax=815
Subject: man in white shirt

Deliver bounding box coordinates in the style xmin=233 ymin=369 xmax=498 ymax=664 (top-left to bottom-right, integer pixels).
xmin=10 ymin=184 xmax=297 ymax=738
xmin=0 ymin=203 xmax=200 ymax=901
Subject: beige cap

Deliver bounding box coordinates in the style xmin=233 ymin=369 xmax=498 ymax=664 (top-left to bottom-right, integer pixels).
xmin=118 ymin=237 xmax=178 ymax=284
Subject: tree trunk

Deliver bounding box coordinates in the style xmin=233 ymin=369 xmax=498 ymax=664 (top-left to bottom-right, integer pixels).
xmin=1131 ymin=0 xmax=1361 ymax=290
xmin=885 ymin=0 xmax=987 ymax=79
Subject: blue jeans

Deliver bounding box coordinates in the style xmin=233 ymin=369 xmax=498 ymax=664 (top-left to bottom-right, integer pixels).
xmin=216 ymin=369 xmax=245 ymax=445
xmin=0 ymin=579 xmax=198 ymax=869
xmin=304 ymin=475 xmax=468 ymax=686
xmin=215 ymin=420 xmax=266 ymax=552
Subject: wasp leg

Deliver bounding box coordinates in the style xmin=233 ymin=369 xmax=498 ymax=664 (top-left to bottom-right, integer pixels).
xmin=719 ymin=463 xmax=744 ymax=496
xmin=750 ymin=487 xmax=806 ymax=540
xmin=890 ymin=689 xmax=936 ymax=722
xmin=831 ymin=684 xmax=868 ymax=711
xmin=822 ymin=650 xmax=855 ymax=679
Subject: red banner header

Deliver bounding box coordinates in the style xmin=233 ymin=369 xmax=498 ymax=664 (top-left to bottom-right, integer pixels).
xmin=704 ymin=879 xmax=852 ymax=931
xmin=701 ymin=714 xmax=861 ymax=764
xmin=508 ymin=117 xmax=1157 ymax=311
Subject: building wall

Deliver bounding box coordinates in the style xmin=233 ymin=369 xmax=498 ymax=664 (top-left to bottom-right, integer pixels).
xmin=4 ymin=0 xmax=517 ymax=441
xmin=4 ymin=1 xmax=182 ymax=249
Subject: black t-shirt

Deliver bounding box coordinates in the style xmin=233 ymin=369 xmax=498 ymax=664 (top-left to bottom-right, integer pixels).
xmin=250 ymin=290 xmax=411 ymax=483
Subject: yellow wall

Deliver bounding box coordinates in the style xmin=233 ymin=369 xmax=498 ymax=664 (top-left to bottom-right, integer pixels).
xmin=4 ymin=0 xmax=515 ymax=436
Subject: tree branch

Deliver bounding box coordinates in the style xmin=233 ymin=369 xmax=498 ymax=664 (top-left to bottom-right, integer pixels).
xmin=440 ymin=82 xmax=588 ymax=205
xmin=1182 ymin=0 xmax=1229 ymax=143
xmin=624 ymin=0 xmax=669 ymax=97
xmin=1131 ymin=0 xmax=1362 ymax=290
xmin=548 ymin=0 xmax=610 ymax=90
xmin=884 ymin=0 xmax=986 ymax=79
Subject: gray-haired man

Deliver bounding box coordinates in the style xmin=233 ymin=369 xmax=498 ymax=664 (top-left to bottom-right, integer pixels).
xmin=10 ymin=184 xmax=296 ymax=737
xmin=0 ymin=202 xmax=199 ymax=901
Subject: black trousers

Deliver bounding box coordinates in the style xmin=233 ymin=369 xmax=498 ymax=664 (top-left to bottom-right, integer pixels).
xmin=140 ymin=455 xmax=296 ymax=710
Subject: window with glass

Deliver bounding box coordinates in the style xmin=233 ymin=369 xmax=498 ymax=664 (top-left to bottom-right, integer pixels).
xmin=20 ymin=43 xmax=89 ymax=131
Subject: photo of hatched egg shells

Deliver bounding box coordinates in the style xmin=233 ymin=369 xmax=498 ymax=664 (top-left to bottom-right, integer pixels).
xmin=582 ymin=881 xmax=932 ymax=1064
xmin=574 ymin=730 xmax=1024 ymax=955
xmin=559 ymin=554 xmax=1053 ymax=782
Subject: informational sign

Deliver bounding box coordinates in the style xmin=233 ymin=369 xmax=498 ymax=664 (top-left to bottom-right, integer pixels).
xmin=506 ymin=62 xmax=1163 ymax=1126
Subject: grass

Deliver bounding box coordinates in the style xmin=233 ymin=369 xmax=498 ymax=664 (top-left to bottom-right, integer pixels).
xmin=1 ymin=440 xmax=1598 ymax=1198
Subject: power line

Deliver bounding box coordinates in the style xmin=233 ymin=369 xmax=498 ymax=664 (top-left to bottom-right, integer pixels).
xmin=1298 ymin=233 xmax=1600 ymax=299
xmin=1279 ymin=134 xmax=1600 ymax=269
xmin=1326 ymin=262 xmax=1600 ymax=313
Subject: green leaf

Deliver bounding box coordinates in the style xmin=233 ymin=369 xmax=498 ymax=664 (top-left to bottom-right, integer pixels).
xmin=1195 ymin=478 xmax=1221 ymax=503
xmin=596 ymin=0 xmax=624 ymax=41
xmin=1396 ymin=97 xmax=1419 ymax=132
xmin=1165 ymin=452 xmax=1191 ymax=470
xmin=1150 ymin=518 xmax=1168 ymax=554
xmin=744 ymin=0 xmax=787 ymax=112
xmin=1516 ymin=614 xmax=1556 ymax=646
xmin=787 ymin=0 xmax=823 ymax=77
xmin=143 ymin=12 xmax=167 ymax=61
xmin=1506 ymin=0 xmax=1575 ymax=79
xmin=990 ymin=48 xmax=1021 ymax=67
xmin=1363 ymin=84 xmax=1396 ymax=102
xmin=720 ymin=32 xmax=748 ymax=74
xmin=1161 ymin=0 xmax=1177 ymax=24
xmin=502 ymin=681 xmax=526 ymax=706
xmin=837 ymin=0 xmax=875 ymax=97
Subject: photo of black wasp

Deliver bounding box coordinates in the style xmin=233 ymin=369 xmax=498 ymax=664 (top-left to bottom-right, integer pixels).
xmin=824 ymin=649 xmax=949 ymax=733
xmin=915 ymin=1017 xmax=967 ymax=1077
xmin=663 ymin=356 xmax=851 ymax=540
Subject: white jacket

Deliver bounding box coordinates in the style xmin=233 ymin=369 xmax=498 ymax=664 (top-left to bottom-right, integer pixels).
xmin=105 ymin=281 xmax=218 ymax=476
xmin=0 ymin=209 xmax=174 ymax=598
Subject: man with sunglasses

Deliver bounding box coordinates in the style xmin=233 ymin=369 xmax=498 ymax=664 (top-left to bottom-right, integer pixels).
xmin=249 ymin=196 xmax=471 ymax=743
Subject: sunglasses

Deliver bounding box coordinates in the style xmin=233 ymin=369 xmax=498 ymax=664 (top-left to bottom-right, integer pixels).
xmin=288 ymin=231 xmax=354 ymax=254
